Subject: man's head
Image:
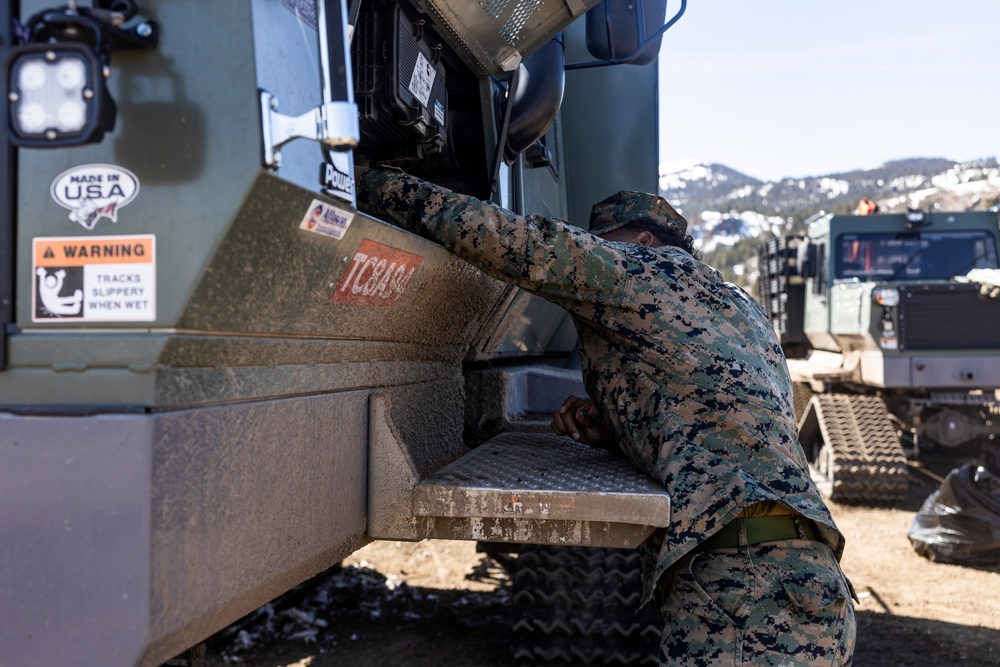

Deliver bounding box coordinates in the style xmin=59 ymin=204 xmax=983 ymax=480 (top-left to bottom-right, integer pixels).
xmin=588 ymin=190 xmax=699 ymax=257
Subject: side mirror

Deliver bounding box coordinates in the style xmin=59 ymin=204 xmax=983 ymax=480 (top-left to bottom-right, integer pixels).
xmin=798 ymin=243 xmax=819 ymax=279
xmin=585 ymin=0 xmax=670 ymax=66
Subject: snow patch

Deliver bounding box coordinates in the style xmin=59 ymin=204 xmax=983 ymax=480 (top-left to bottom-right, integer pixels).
xmin=695 ymin=210 xmax=786 ymax=254
xmin=818 ymin=178 xmax=850 ymax=199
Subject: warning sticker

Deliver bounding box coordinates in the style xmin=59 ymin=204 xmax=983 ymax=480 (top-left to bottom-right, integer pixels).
xmin=408 ymin=52 xmax=436 ymax=107
xmin=33 ymin=235 xmax=156 ymax=322
xmin=331 ymin=239 xmax=422 ymax=307
xmin=300 ymin=198 xmax=354 ymax=240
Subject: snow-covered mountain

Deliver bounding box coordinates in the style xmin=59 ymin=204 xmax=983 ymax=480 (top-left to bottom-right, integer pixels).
xmin=659 ymin=157 xmax=1000 ymax=289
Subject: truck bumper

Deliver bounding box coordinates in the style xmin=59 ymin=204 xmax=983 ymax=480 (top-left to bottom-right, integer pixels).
xmin=861 ymin=351 xmax=1000 ymax=389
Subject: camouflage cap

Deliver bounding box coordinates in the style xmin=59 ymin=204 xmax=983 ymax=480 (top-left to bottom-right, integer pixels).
xmin=588 ymin=190 xmax=688 ymax=238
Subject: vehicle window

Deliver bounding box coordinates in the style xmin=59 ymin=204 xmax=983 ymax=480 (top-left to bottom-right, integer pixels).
xmin=835 ymin=231 xmax=999 ymax=280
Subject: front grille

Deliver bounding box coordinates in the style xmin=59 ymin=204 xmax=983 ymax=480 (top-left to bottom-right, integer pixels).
xmin=899 ymin=285 xmax=1000 ymax=350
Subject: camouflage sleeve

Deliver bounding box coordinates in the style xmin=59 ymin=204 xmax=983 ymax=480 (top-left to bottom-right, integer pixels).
xmin=358 ymin=168 xmax=629 ymax=315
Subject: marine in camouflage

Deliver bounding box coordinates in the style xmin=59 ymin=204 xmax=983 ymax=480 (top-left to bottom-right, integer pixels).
xmin=357 ymin=168 xmax=855 ymax=664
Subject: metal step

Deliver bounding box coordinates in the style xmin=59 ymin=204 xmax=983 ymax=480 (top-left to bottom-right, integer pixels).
xmin=411 ymin=432 xmax=671 ymax=549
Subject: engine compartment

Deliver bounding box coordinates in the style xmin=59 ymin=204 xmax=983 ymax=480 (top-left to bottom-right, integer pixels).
xmin=352 ymin=0 xmax=491 ymax=197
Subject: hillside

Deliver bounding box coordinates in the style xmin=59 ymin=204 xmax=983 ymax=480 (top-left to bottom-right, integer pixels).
xmin=658 ymin=157 xmax=1000 ymax=292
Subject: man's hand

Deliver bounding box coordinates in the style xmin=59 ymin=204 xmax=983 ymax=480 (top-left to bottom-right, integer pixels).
xmin=551 ymin=396 xmax=612 ymax=448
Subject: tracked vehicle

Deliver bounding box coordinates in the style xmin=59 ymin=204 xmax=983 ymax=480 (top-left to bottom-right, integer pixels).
xmin=0 ymin=0 xmax=685 ymax=665
xmin=758 ymin=210 xmax=1000 ymax=504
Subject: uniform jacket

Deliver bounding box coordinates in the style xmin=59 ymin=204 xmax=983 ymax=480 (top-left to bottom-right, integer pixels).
xmin=358 ymin=168 xmax=846 ymax=601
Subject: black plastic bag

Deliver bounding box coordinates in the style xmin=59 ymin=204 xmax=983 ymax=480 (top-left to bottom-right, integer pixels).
xmin=908 ymin=463 xmax=1000 ymax=565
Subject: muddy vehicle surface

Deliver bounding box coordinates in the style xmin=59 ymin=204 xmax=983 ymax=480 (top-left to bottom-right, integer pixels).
xmin=1 ymin=1 xmax=684 ymax=665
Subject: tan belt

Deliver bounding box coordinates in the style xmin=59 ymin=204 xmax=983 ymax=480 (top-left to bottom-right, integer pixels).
xmin=695 ymin=514 xmax=822 ymax=553
xmin=735 ymin=500 xmax=795 ymax=518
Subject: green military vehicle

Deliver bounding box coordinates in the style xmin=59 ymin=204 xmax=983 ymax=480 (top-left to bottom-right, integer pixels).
xmin=758 ymin=209 xmax=1000 ymax=504
xmin=1 ymin=0 xmax=683 ymax=665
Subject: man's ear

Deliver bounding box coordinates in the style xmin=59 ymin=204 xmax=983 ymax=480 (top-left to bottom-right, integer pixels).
xmin=637 ymin=230 xmax=655 ymax=247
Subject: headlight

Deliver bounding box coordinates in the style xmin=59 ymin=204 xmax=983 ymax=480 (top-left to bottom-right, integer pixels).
xmin=6 ymin=43 xmax=115 ymax=147
xmin=873 ymin=288 xmax=900 ymax=307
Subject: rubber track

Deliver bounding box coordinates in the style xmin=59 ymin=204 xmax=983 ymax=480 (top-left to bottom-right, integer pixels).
xmin=806 ymin=394 xmax=908 ymax=505
xmin=510 ymin=545 xmax=661 ymax=666
xmin=792 ymin=382 xmax=814 ymax=425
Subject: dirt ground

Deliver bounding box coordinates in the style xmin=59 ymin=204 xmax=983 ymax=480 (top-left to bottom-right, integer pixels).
xmin=204 ymin=453 xmax=1000 ymax=667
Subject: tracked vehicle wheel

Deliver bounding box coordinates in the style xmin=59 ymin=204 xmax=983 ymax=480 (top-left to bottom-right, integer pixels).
xmin=798 ymin=394 xmax=908 ymax=505
xmin=792 ymin=382 xmax=815 ymax=425
xmin=510 ymin=545 xmax=661 ymax=666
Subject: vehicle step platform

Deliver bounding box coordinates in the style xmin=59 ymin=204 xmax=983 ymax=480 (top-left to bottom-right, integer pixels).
xmin=411 ymin=432 xmax=670 ymax=548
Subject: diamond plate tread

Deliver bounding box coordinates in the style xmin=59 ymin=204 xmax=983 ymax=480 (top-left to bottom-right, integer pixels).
xmin=413 ymin=432 xmax=671 ymax=527
xmin=807 ymin=394 xmax=908 ymax=505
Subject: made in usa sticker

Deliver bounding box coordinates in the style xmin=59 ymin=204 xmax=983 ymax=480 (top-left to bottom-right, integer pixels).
xmin=50 ymin=163 xmax=140 ymax=231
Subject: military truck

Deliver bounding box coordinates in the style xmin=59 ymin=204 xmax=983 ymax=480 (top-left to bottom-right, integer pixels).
xmin=758 ymin=209 xmax=1000 ymax=504
xmin=0 ymin=0 xmax=685 ymax=665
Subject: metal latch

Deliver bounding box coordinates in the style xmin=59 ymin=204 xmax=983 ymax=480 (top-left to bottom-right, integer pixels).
xmin=259 ymin=90 xmax=359 ymax=169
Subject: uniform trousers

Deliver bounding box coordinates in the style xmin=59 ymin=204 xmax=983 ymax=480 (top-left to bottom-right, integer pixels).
xmin=656 ymin=539 xmax=856 ymax=666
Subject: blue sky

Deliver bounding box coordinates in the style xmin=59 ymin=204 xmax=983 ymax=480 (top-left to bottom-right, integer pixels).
xmin=657 ymin=0 xmax=1000 ymax=181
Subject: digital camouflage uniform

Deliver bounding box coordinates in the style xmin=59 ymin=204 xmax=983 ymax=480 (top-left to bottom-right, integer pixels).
xmin=358 ymin=168 xmax=856 ymax=666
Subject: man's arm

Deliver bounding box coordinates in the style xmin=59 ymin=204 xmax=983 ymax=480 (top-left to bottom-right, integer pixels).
xmin=358 ymin=168 xmax=629 ymax=316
